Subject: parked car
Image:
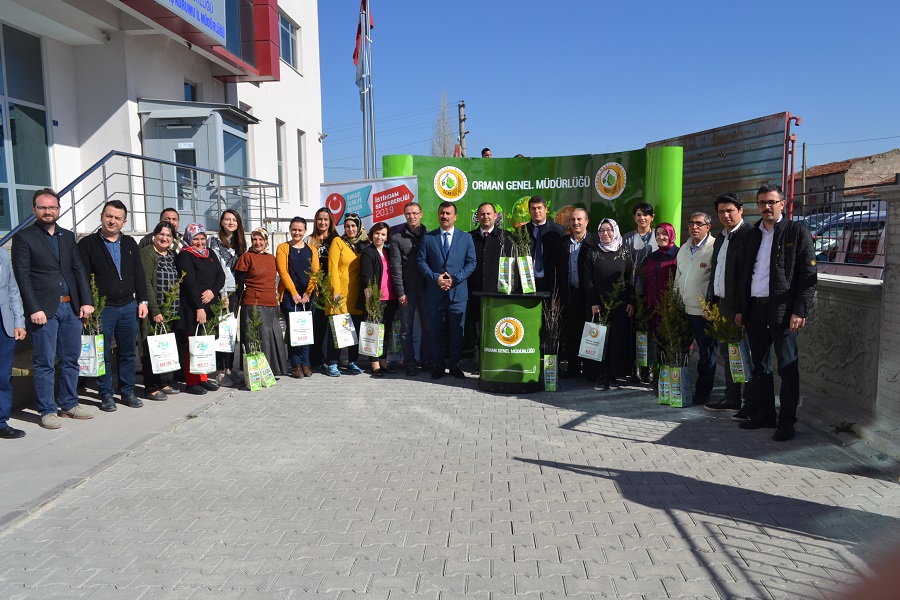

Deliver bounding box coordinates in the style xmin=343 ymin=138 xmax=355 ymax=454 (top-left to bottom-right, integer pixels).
xmin=815 ymin=211 xmax=886 ymax=279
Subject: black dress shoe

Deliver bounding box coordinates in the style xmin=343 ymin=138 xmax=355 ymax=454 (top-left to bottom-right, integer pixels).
xmin=371 ymin=368 xmax=384 ymax=377
xmin=431 ymin=369 xmax=445 ymax=379
xmin=185 ymin=385 xmax=208 ymax=395
xmin=99 ymin=396 xmax=117 ymax=412
xmin=772 ymin=425 xmax=795 ymax=442
xmin=383 ymin=365 xmax=397 ymax=374
xmin=405 ymin=366 xmax=418 ymax=377
xmin=199 ymin=380 xmax=220 ymax=391
xmin=121 ymin=394 xmax=143 ymax=408
xmin=0 ymin=425 xmax=26 ymax=439
xmin=739 ymin=416 xmax=777 ymax=430
xmin=449 ymin=368 xmax=466 ymax=379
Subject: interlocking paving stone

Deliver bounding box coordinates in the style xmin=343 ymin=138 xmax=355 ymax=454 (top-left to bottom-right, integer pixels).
xmin=1 ymin=374 xmax=898 ymax=599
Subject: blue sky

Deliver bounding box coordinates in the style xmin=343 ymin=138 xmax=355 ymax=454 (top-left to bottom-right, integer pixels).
xmin=318 ymin=1 xmax=900 ymax=184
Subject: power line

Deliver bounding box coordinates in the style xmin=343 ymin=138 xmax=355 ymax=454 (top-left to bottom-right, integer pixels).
xmin=808 ymin=134 xmax=900 ymax=146
xmin=324 ymin=120 xmax=434 ymax=146
xmin=323 ymin=101 xmax=461 ymax=134
xmin=324 ymin=137 xmax=432 ymax=165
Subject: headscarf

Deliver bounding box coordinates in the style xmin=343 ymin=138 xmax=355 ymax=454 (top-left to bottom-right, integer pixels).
xmin=597 ymin=218 xmax=623 ymax=252
xmin=655 ymin=222 xmax=677 ymax=251
xmin=341 ymin=213 xmax=367 ymax=253
xmin=183 ymin=223 xmax=209 ymax=258
xmin=250 ymin=227 xmax=269 ymax=253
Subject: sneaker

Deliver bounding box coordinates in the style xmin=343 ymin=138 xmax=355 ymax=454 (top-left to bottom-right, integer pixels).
xmin=217 ymin=373 xmax=236 ymax=388
xmin=346 ymin=362 xmax=364 ymax=375
xmin=99 ymin=396 xmax=117 ymax=412
xmin=161 ymin=385 xmax=181 ymax=395
xmin=60 ymin=405 xmax=94 ymax=420
xmin=40 ymin=413 xmax=62 ymax=429
xmin=705 ymin=397 xmax=741 ymax=412
xmin=301 ymin=366 xmax=313 ymax=377
xmin=731 ymin=406 xmax=753 ymax=422
xmin=146 ymin=390 xmax=168 ymax=401
xmin=325 ymin=364 xmax=341 ymax=377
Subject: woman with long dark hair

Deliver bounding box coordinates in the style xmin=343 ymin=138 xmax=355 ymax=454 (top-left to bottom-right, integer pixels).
xmin=305 ymin=207 xmax=337 ymax=368
xmin=358 ymin=222 xmax=399 ymax=376
xmin=276 ymin=217 xmax=319 ymax=378
xmin=207 ymin=209 xmax=246 ymax=386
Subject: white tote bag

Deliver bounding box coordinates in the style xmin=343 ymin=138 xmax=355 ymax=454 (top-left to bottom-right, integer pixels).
xmin=577 ymin=318 xmax=608 ymax=362
xmin=330 ymin=313 xmax=358 ymax=349
xmin=288 ymin=304 xmax=314 ymax=346
xmin=147 ymin=325 xmax=180 ymax=374
xmin=215 ymin=313 xmax=238 ymax=353
xmin=358 ymin=321 xmax=384 ymax=357
xmin=189 ymin=325 xmax=217 ymax=374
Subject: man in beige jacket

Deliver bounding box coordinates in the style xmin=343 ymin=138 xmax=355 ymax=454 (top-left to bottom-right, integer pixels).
xmin=676 ymin=212 xmax=716 ymax=404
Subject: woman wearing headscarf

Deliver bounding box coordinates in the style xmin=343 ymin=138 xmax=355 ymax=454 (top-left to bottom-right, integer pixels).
xmin=644 ymin=222 xmax=679 ymax=375
xmin=176 ymin=223 xmax=226 ymax=395
xmin=139 ymin=221 xmax=181 ymax=401
xmin=305 ymin=207 xmax=338 ymax=369
xmin=234 ymin=227 xmax=289 ymax=377
xmin=358 ymin=222 xmax=399 ymax=376
xmin=324 ymin=213 xmax=366 ymax=377
xmin=276 ymin=217 xmax=319 ymax=379
xmin=584 ymin=218 xmax=634 ymax=391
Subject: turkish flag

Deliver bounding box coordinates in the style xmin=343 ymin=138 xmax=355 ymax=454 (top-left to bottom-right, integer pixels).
xmin=352 ymin=0 xmax=373 ymax=66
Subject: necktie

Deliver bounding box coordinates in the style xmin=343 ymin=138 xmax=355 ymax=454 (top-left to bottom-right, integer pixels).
xmin=483 ymin=230 xmax=489 ymax=239
xmin=533 ymin=226 xmax=544 ymax=273
xmin=442 ymin=231 xmax=450 ymax=258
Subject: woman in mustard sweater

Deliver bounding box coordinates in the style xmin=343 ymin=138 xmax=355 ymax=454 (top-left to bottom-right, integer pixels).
xmin=324 ymin=213 xmax=366 ymax=377
xmin=276 ymin=217 xmax=319 ymax=378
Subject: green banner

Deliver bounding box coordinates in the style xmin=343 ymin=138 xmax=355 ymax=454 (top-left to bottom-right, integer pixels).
xmin=382 ymin=148 xmax=682 ymax=235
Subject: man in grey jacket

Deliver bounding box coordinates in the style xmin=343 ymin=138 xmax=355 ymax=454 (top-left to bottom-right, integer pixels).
xmin=389 ymin=202 xmax=431 ymax=376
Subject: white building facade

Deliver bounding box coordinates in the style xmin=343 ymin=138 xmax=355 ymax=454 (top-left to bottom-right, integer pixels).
xmin=0 ymin=0 xmax=322 ymax=235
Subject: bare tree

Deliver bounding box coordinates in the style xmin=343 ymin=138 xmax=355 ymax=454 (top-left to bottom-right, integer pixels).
xmin=431 ymin=91 xmax=455 ymax=157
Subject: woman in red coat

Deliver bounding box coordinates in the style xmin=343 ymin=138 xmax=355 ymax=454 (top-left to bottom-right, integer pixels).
xmin=644 ymin=222 xmax=679 ymax=371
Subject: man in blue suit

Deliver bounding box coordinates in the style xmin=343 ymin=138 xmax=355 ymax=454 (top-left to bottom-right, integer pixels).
xmin=417 ymin=201 xmax=477 ymax=379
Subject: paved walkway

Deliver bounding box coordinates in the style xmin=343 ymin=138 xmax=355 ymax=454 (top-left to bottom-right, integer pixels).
xmin=1 ymin=371 xmax=899 ymax=599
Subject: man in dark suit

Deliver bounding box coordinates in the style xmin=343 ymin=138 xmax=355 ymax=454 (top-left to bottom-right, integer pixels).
xmin=704 ymin=192 xmax=755 ymax=417
xmin=526 ymin=195 xmax=565 ymax=293
xmin=555 ymin=208 xmax=599 ymax=379
xmin=12 ymin=188 xmax=95 ymax=430
xmin=468 ymin=202 xmax=508 ymax=372
xmin=79 ymin=200 xmax=149 ymax=412
xmin=417 ymin=201 xmax=477 ymax=379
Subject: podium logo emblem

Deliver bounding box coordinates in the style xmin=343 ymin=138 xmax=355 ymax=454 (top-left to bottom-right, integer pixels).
xmin=434 ymin=166 xmax=468 ymax=201
xmin=494 ymin=317 xmax=524 ymax=347
xmin=595 ymin=162 xmax=626 ymax=200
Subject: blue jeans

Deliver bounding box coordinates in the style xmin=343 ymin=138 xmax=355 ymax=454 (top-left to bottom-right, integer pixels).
xmin=31 ymin=301 xmax=82 ymax=416
xmin=0 ymin=313 xmax=16 ymax=427
xmin=281 ymin=300 xmax=311 ymax=367
xmin=429 ymin=298 xmax=467 ymax=369
xmin=687 ymin=314 xmax=717 ymax=398
xmin=746 ymin=299 xmax=800 ymax=426
xmin=400 ymin=289 xmax=431 ymax=367
xmin=98 ymin=301 xmax=138 ymax=397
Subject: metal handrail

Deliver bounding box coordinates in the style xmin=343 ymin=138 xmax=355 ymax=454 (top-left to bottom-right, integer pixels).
xmin=1 ymin=150 xmax=281 ymax=246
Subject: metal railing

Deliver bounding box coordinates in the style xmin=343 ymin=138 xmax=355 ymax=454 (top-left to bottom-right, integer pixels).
xmin=790 ymin=178 xmax=893 ymax=280
xmin=1 ymin=151 xmax=282 ymax=246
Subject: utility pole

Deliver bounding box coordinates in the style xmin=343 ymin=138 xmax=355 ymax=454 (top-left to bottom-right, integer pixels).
xmin=458 ymin=100 xmax=468 ymax=158
xmin=802 ymin=142 xmax=807 ymax=213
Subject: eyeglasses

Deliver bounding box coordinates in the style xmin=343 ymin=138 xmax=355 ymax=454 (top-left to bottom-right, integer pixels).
xmin=688 ymin=221 xmax=709 ymax=227
xmin=599 ymin=228 xmax=614 ymax=234
xmin=34 ymin=206 xmax=59 ymax=211
xmin=757 ymin=200 xmax=783 ymax=208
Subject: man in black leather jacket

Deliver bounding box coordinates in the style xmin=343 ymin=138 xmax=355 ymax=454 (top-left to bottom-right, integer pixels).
xmin=738 ymin=184 xmax=816 ymax=442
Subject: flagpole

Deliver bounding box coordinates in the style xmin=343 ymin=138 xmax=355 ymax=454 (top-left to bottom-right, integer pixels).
xmin=358 ymin=9 xmax=369 ymax=179
xmin=365 ymin=2 xmax=376 ymax=178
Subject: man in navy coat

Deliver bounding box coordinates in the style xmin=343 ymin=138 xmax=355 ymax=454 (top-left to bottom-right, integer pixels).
xmin=417 ymin=201 xmax=477 ymax=379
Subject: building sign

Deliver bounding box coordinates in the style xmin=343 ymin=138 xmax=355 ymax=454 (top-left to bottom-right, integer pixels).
xmin=155 ymin=0 xmax=227 ymax=45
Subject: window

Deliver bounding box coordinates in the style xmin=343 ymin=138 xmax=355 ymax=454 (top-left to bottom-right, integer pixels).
xmin=184 ymin=81 xmax=198 ymax=102
xmin=297 ymin=130 xmax=306 ymax=206
xmin=279 ymin=13 xmax=300 ymax=71
xmin=275 ymin=119 xmax=286 ymax=201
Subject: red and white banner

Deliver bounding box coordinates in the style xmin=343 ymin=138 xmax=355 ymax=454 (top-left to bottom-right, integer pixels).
xmin=319 ymin=176 xmax=418 ymax=232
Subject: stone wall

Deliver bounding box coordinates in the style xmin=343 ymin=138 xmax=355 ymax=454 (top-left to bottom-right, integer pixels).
xmin=874 ymin=186 xmax=900 ymax=429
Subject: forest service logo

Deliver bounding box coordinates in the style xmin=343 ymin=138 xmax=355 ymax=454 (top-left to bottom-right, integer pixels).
xmin=595 ymin=162 xmax=626 ymax=200
xmin=434 ymin=166 xmax=468 ymax=201
xmin=494 ymin=317 xmax=524 ymax=347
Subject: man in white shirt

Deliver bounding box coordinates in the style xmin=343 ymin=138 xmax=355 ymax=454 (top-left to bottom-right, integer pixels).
xmin=738 ymin=185 xmax=816 ymax=442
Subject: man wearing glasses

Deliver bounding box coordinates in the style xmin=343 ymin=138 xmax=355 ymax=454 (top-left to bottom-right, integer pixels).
xmin=12 ymin=189 xmax=95 ymax=430
xmin=675 ymin=212 xmax=716 ymax=405
xmin=739 ymin=184 xmax=816 ymax=442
